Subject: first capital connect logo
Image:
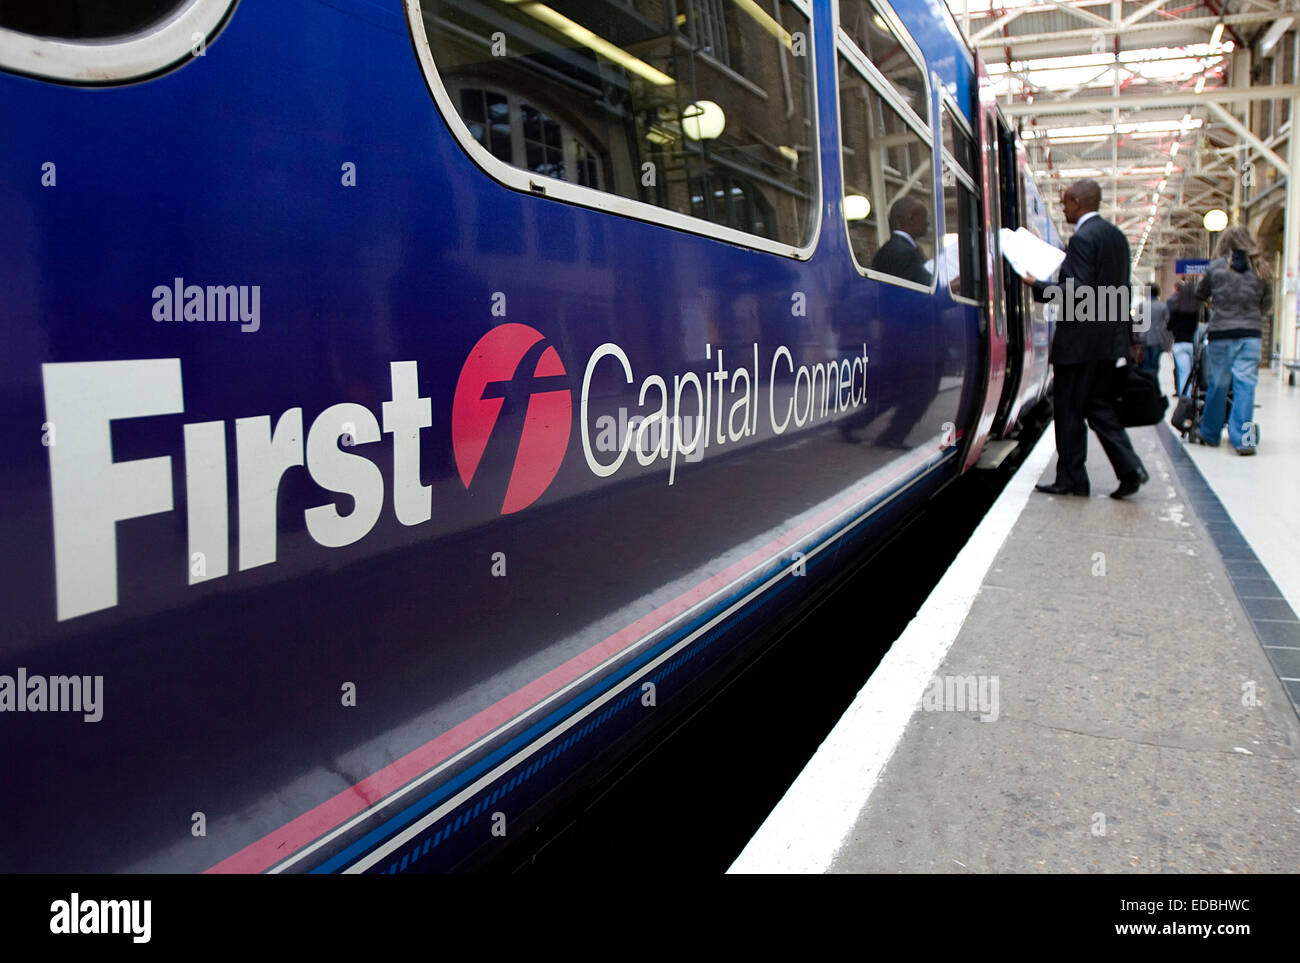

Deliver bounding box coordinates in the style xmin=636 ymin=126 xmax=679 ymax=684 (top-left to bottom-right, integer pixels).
xmin=452 ymin=323 xmax=572 ymax=514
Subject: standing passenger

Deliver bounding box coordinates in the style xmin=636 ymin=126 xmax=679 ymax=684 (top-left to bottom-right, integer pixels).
xmin=1166 ymin=279 xmax=1202 ymax=396
xmin=1194 ymin=227 xmax=1270 ymax=455
xmin=1022 ymin=179 xmax=1148 ymax=499
xmin=1134 ymin=283 xmax=1169 ymax=376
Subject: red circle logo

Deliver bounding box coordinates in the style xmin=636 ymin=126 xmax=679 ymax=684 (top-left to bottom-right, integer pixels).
xmin=452 ymin=324 xmax=571 ymax=514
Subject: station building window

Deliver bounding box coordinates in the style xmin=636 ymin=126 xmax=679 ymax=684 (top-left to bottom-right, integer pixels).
xmin=456 ymin=85 xmax=605 ymax=189
xmin=838 ymin=44 xmax=935 ymax=288
xmin=689 ymin=170 xmax=775 ymax=238
xmin=412 ymin=0 xmax=818 ymax=251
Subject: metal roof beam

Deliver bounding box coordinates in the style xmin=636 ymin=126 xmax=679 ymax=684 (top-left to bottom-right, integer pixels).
xmin=970 ymin=8 xmax=1030 ymax=42
xmin=1002 ymin=84 xmax=1300 ymax=115
xmin=1204 ymin=102 xmax=1291 ymax=175
xmin=973 ymin=11 xmax=1279 ymax=49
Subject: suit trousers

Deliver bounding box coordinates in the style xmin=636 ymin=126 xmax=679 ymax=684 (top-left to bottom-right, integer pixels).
xmin=1051 ymin=360 xmax=1144 ymax=489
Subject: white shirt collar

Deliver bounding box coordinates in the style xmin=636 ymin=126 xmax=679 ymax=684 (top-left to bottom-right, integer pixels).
xmin=1076 ymin=211 xmax=1100 ymax=228
xmin=892 ymin=229 xmax=917 ymax=248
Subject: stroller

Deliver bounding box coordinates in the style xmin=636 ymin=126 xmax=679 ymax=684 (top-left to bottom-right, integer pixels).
xmin=1171 ymin=324 xmax=1252 ymax=445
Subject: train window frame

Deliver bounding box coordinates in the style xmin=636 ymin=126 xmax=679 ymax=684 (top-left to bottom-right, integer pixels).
xmin=0 ymin=0 xmax=236 ymax=85
xmin=939 ymin=94 xmax=981 ymax=307
xmin=405 ymin=0 xmax=823 ymax=261
xmin=833 ymin=2 xmax=937 ymax=295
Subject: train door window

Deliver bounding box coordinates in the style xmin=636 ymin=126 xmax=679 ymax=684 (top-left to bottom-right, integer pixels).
xmin=939 ymin=102 xmax=981 ymax=304
xmin=837 ymin=0 xmax=927 ymax=127
xmin=838 ymin=45 xmax=935 ymax=290
xmin=411 ymin=0 xmax=819 ymax=255
xmin=0 ymin=0 xmax=236 ymax=83
xmin=982 ymin=111 xmax=1006 ymax=338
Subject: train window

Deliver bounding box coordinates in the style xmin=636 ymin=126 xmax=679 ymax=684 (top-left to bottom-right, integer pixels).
xmin=410 ymin=0 xmax=819 ymax=255
xmin=0 ymin=0 xmax=235 ymax=83
xmin=941 ymin=107 xmax=979 ymax=184
xmin=837 ymin=0 xmax=927 ymax=127
xmin=939 ymin=103 xmax=981 ymax=304
xmin=838 ymin=49 xmax=935 ymax=290
xmin=0 ymin=1 xmax=181 ymax=37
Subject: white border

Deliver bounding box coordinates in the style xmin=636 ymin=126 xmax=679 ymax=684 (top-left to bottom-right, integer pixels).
xmin=0 ymin=0 xmax=235 ymax=84
xmin=727 ymin=428 xmax=1054 ymax=874
xmin=404 ymin=0 xmax=822 ymax=260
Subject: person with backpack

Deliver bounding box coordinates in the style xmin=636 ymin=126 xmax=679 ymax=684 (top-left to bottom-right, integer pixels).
xmin=1134 ymin=283 xmax=1170 ymax=375
xmin=1166 ymin=279 xmax=1202 ymax=396
xmin=1195 ymin=227 xmax=1271 ymax=455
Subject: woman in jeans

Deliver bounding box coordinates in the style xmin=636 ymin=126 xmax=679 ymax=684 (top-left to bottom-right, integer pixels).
xmin=1195 ymin=227 xmax=1271 ymax=455
xmin=1166 ymin=279 xmax=1201 ymax=396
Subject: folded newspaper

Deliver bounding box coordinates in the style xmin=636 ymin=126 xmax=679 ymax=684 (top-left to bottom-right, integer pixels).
xmin=998 ymin=227 xmax=1066 ymax=281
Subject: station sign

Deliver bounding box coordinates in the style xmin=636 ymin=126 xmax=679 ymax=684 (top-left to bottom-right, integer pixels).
xmin=1175 ymin=259 xmax=1210 ymax=275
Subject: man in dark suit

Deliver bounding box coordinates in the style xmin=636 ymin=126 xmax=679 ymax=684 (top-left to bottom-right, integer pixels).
xmin=871 ymin=197 xmax=932 ymax=285
xmin=1024 ymin=179 xmax=1148 ymax=499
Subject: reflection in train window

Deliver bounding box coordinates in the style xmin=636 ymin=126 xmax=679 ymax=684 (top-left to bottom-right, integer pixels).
xmin=418 ymin=0 xmax=817 ymax=248
xmin=456 ymin=86 xmax=606 ymax=188
xmin=689 ymin=171 xmax=775 ymax=238
xmin=839 ymin=51 xmax=934 ymax=287
xmin=837 ymin=0 xmax=927 ymax=125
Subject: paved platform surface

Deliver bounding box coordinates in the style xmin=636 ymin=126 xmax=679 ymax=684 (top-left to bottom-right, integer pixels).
xmin=733 ymin=420 xmax=1300 ymax=874
xmin=831 ymin=425 xmax=1300 ymax=873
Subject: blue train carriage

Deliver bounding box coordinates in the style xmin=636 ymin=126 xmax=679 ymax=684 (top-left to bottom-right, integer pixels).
xmin=0 ymin=0 xmax=1047 ymax=873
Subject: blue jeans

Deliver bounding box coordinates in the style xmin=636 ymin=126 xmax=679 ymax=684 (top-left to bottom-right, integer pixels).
xmin=1139 ymin=346 xmax=1161 ymax=375
xmin=1172 ymin=341 xmax=1194 ymax=395
xmin=1199 ymin=337 xmax=1261 ymax=449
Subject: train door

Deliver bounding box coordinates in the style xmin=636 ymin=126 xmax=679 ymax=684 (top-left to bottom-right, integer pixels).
xmin=960 ymin=54 xmax=1008 ymax=471
xmin=994 ymin=118 xmax=1029 ymax=432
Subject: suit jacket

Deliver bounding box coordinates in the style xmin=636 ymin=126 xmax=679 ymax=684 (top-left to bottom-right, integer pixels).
xmin=1031 ymin=214 xmax=1132 ymax=365
xmin=871 ymin=234 xmax=931 ymax=286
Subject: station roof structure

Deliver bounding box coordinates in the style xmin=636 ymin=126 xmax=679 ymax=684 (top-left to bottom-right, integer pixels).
xmin=946 ymin=0 xmax=1297 ymax=270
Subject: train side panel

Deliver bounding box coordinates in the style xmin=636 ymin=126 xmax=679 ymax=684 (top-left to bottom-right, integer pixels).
xmin=0 ymin=0 xmax=991 ymax=871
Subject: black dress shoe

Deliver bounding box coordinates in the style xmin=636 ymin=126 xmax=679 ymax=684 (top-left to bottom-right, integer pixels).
xmin=1035 ymin=482 xmax=1089 ymax=496
xmin=1110 ymin=466 xmax=1149 ymax=499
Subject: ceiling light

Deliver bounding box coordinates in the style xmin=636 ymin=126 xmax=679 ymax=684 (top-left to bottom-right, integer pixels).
xmin=1210 ymin=22 xmax=1224 ymax=47
xmin=1203 ymin=209 xmax=1228 ymax=231
xmin=682 ymin=100 xmax=726 ymax=140
xmin=1194 ymin=76 xmax=1206 ymax=93
xmin=844 ymin=194 xmax=871 ymax=221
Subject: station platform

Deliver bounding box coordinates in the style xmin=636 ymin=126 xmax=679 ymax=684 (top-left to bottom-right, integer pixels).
xmin=730 ymin=381 xmax=1300 ymax=874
